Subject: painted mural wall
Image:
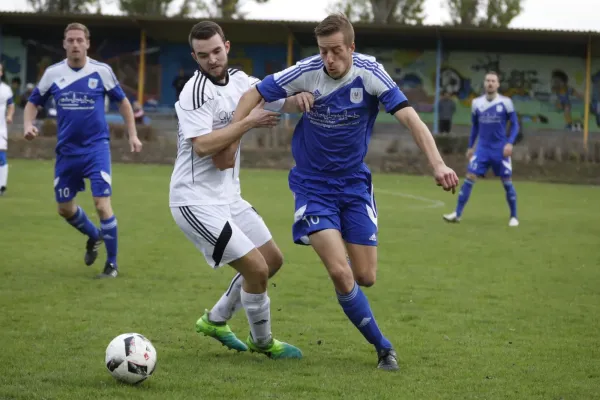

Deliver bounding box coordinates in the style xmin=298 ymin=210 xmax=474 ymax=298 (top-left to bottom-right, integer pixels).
xmin=2 ymin=32 xmax=289 ymax=109
xmin=1 ymin=35 xmax=162 ymax=106
xmin=5 ymin=28 xmax=600 ymax=134
xmin=25 ymin=36 xmax=161 ymax=104
xmin=158 ymin=43 xmax=289 ymax=107
xmin=1 ymin=36 xmax=28 ymax=106
xmin=301 ymin=47 xmax=600 ymax=133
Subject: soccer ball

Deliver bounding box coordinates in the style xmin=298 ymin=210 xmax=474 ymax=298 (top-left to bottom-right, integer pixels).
xmin=105 ymin=333 xmax=157 ymax=384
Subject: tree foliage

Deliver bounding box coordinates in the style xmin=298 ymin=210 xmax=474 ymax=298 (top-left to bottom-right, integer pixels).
xmin=326 ymin=0 xmax=425 ymax=25
xmin=115 ymin=0 xmax=271 ymax=19
xmin=480 ymin=0 xmax=523 ymax=28
xmin=117 ymin=0 xmax=173 ymax=16
xmin=27 ymin=0 xmax=98 ymax=13
xmin=445 ymin=0 xmax=523 ymax=27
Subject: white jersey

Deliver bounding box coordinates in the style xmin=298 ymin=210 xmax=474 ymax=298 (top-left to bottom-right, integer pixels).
xmin=0 ymin=82 xmax=14 ymax=150
xmin=169 ymin=68 xmax=284 ymax=206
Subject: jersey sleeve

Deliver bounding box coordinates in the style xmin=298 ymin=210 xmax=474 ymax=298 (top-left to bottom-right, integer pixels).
xmin=28 ymin=70 xmax=54 ymax=106
xmin=98 ymin=64 xmax=126 ymax=102
xmin=255 ymin=56 xmax=321 ymax=102
xmin=362 ymin=60 xmax=408 ymax=114
xmin=248 ymin=75 xmax=285 ymax=112
xmin=178 ymin=100 xmax=216 ymax=139
xmin=176 ymin=79 xmax=216 ymax=140
xmin=504 ymin=97 xmax=515 ymax=114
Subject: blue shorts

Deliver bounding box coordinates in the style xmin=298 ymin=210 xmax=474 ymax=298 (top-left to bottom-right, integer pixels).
xmin=54 ymin=150 xmax=112 ymax=203
xmin=289 ymin=165 xmax=378 ymax=246
xmin=0 ymin=151 xmax=6 ymax=166
xmin=467 ymin=149 xmax=512 ymax=178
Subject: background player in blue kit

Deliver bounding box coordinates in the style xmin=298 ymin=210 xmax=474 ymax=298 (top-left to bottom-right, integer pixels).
xmin=443 ymin=71 xmax=520 ymax=227
xmin=228 ymin=13 xmax=459 ymax=371
xmin=23 ymin=23 xmax=143 ymax=278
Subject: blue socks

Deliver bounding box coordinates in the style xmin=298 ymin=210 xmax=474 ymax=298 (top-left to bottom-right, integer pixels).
xmin=66 ymin=206 xmax=100 ymax=240
xmin=455 ymin=178 xmax=517 ymax=219
xmin=101 ymin=215 xmax=118 ymax=266
xmin=503 ymin=180 xmax=518 ymax=218
xmin=455 ymin=178 xmax=474 ymax=217
xmin=337 ymin=283 xmax=392 ymax=352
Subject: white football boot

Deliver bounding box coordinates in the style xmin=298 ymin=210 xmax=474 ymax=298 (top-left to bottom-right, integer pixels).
xmin=443 ymin=211 xmax=460 ymax=223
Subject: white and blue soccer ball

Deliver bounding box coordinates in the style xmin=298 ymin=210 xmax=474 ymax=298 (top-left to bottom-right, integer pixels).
xmin=105 ymin=333 xmax=157 ymax=384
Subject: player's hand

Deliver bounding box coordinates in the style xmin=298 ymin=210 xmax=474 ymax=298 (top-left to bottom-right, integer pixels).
xmin=503 ymin=143 xmax=513 ymax=157
xmin=129 ymin=135 xmax=143 ymax=153
xmin=247 ymin=100 xmax=281 ymax=128
xmin=465 ymin=148 xmax=474 ymax=160
xmin=6 ymin=115 xmax=12 ymax=124
xmin=294 ymin=92 xmax=314 ymax=113
xmin=434 ymin=164 xmax=459 ymax=194
xmin=24 ymin=125 xmax=38 ymax=141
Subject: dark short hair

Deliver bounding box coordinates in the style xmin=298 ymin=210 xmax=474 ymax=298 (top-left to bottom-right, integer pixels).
xmin=314 ymin=13 xmax=354 ymax=46
xmin=188 ymin=21 xmax=226 ymax=48
xmin=485 ymin=71 xmax=500 ymax=80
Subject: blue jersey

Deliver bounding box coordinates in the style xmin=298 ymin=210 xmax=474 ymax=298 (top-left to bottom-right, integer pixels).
xmin=257 ymin=53 xmax=408 ymax=176
xmin=470 ymin=95 xmax=519 ymax=151
xmin=28 ymin=57 xmax=126 ymax=156
xmin=257 ymin=53 xmax=408 ymax=247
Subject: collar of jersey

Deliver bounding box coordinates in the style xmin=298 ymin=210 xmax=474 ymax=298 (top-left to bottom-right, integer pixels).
xmin=199 ymin=68 xmax=230 ymax=87
xmin=323 ymin=65 xmax=354 ymax=81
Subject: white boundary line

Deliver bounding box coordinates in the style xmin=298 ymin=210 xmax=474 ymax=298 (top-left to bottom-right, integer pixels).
xmin=376 ymin=189 xmax=446 ymax=209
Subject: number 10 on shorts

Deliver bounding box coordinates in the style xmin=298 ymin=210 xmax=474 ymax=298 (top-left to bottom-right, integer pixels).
xmin=303 ymin=215 xmax=320 ymax=226
xmin=58 ymin=187 xmax=71 ymax=199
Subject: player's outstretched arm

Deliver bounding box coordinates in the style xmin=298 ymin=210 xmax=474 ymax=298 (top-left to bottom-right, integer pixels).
xmin=231 ymin=87 xmax=264 ymax=125
xmin=394 ymin=107 xmax=459 ymax=192
xmin=117 ymin=98 xmax=142 ymax=153
xmin=194 ymin=100 xmax=279 ymax=157
xmin=212 ymin=91 xmax=313 ymax=170
xmin=280 ymin=92 xmax=314 ymax=114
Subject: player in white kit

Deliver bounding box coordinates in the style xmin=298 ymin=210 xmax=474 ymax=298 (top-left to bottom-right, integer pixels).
xmin=169 ymin=21 xmax=313 ymax=359
xmin=0 ymin=63 xmax=15 ymax=196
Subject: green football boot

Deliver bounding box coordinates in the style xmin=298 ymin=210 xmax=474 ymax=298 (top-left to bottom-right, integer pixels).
xmin=246 ymin=335 xmax=303 ymax=360
xmin=195 ymin=311 xmax=248 ymax=352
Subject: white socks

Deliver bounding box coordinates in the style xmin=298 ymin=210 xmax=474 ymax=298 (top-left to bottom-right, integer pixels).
xmin=0 ymin=164 xmax=7 ymax=189
xmin=209 ymin=273 xmax=244 ymax=323
xmin=208 ymin=273 xmax=272 ymax=347
xmin=240 ymin=288 xmax=272 ymax=346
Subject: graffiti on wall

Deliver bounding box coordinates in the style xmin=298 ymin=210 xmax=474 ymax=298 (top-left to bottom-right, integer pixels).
xmin=301 ymin=47 xmax=600 ymax=132
xmin=1 ymin=37 xmax=28 ymax=105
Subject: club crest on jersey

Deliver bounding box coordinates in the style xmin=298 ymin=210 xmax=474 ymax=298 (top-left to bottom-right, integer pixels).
xmin=88 ymin=78 xmax=98 ymax=89
xmin=350 ymin=88 xmax=363 ymax=104
xmin=496 ymin=104 xmax=503 ymax=112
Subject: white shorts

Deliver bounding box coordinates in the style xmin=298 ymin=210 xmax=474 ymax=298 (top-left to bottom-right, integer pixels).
xmin=0 ymin=131 xmax=7 ymax=151
xmin=171 ymin=199 xmax=272 ymax=268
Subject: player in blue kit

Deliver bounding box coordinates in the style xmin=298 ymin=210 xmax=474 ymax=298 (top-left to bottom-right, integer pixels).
xmin=226 ymin=13 xmax=459 ymax=371
xmin=23 ymin=23 xmax=143 ymax=278
xmin=443 ymin=71 xmax=520 ymax=226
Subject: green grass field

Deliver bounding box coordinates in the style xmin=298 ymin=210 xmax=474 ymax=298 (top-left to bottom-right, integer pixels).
xmin=1 ymin=159 xmax=600 ymax=400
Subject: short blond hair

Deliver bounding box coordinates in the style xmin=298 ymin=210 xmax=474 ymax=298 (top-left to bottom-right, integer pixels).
xmin=64 ymin=23 xmax=90 ymax=39
xmin=314 ymin=13 xmax=354 ymax=46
